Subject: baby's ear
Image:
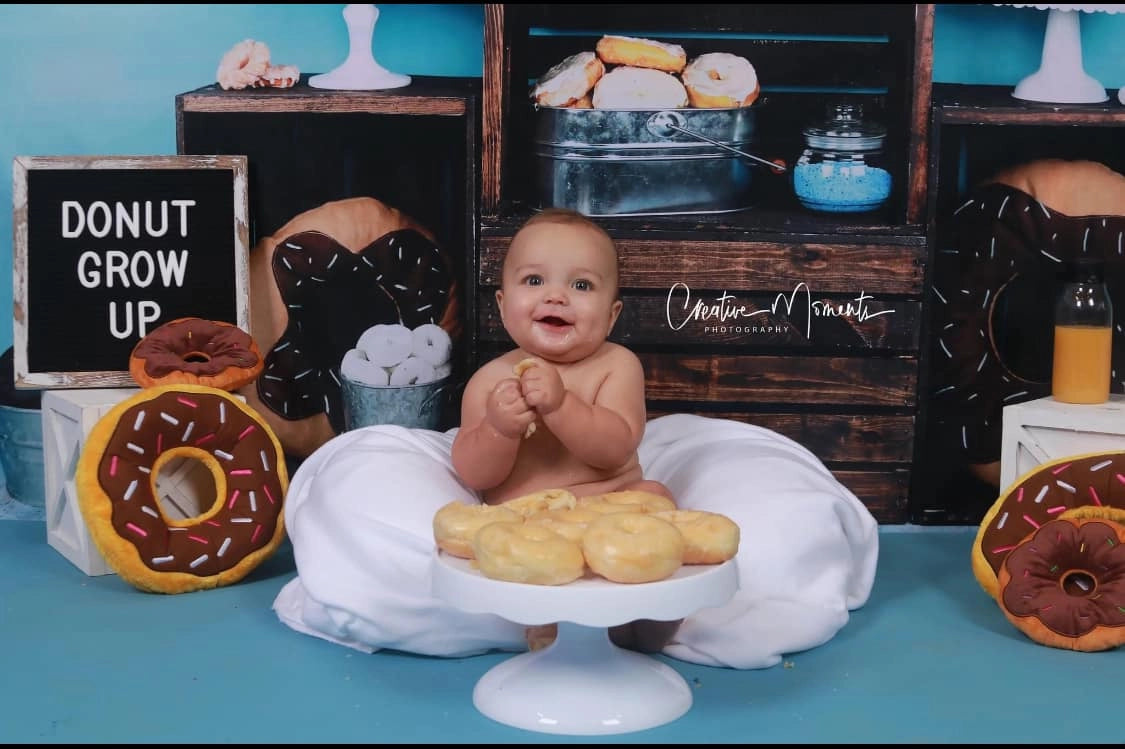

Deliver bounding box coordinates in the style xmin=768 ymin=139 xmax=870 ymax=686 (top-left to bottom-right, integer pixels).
xmin=608 ymin=298 xmax=623 ymax=332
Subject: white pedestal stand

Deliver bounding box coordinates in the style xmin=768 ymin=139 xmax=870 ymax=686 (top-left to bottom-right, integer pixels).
xmin=309 ymin=4 xmax=411 ymax=91
xmin=1010 ymin=6 xmax=1110 ymax=104
xmin=431 ymin=553 xmax=739 ymax=736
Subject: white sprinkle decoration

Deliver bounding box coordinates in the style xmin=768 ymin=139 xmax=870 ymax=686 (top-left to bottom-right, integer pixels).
xmin=123 ymin=479 xmax=138 ymax=501
xmin=1091 ymin=460 xmax=1112 ymax=472
xmin=933 ymin=288 xmax=948 ymax=304
xmin=160 ymin=412 xmax=179 ymax=426
xmin=1034 ymin=485 xmax=1049 ymax=504
xmin=142 ymin=505 xmax=160 ymax=518
xmin=138 ymin=466 xmax=151 ymax=474
xmin=1003 ymin=390 xmax=1029 ymax=402
xmin=940 ymin=339 xmax=952 ymax=358
xmin=362 ymin=256 xmax=375 ymax=268
xmin=284 ymin=242 xmax=302 ymax=250
xmin=935 ymin=385 xmax=955 ymax=395
xmin=231 ymin=517 xmax=253 ymax=524
xmin=1057 ymin=480 xmax=1076 ymax=493
xmin=133 ymin=410 xmax=146 ymax=431
xmin=126 ymin=442 xmax=145 ymax=455
xmin=260 ymin=450 xmax=270 ymax=472
xmin=327 ymin=254 xmax=339 ymax=269
xmin=394 ymin=284 xmax=408 ymax=291
xmin=218 ymin=538 xmax=232 ymax=557
xmin=997 ymin=195 xmax=1010 ymax=219
xmin=962 ymin=425 xmax=968 ymax=449
xmin=1037 ymin=201 xmax=1051 ymax=219
xmin=967 ymin=392 xmax=979 ymax=401
xmin=152 ymin=556 xmax=174 ymax=565
xmin=220 ymin=402 xmax=226 ymax=424
xmin=977 ymin=352 xmax=988 ymax=372
xmin=417 ymin=304 xmax=433 ymax=312
xmin=274 ymin=341 xmax=291 ymax=352
xmin=282 ymin=257 xmax=293 ymax=271
xmin=294 ymin=369 xmax=314 ymax=380
xmin=329 ymin=369 xmax=340 ymax=386
xmin=214 ymin=449 xmax=235 ymax=462
xmin=182 ymin=421 xmax=195 ymax=442
xmin=953 ymin=199 xmax=974 ymax=215
xmin=997 ymin=511 xmax=1008 ymax=530
xmin=1041 ymin=249 xmax=1061 ymax=263
xmin=989 ymin=237 xmax=995 ymax=259
xmin=249 ymin=491 xmax=257 ymax=513
xmin=981 ymin=288 xmax=990 ymax=310
xmin=190 ymin=554 xmax=209 ymax=569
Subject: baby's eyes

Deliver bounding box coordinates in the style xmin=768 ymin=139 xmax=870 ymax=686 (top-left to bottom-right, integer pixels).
xmin=572 ymin=279 xmax=592 ymax=292
xmin=522 ymin=274 xmax=543 ymax=286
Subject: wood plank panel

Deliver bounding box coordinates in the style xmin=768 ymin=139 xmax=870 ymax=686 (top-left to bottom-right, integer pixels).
xmin=645 ymin=409 xmax=915 ymax=463
xmin=832 ymin=469 xmax=910 ymax=523
xmin=478 ymin=292 xmax=922 ymax=351
xmin=480 ymin=238 xmax=925 ymax=294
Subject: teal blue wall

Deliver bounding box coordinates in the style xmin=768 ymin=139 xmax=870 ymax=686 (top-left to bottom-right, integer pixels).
xmin=2 ymin=4 xmax=1124 ymax=355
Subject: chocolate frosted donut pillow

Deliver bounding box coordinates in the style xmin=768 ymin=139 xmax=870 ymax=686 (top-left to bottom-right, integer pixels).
xmin=243 ymin=197 xmax=460 ymax=458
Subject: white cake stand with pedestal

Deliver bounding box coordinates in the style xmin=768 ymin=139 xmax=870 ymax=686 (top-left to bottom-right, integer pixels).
xmin=309 ymin=4 xmax=411 ymax=91
xmin=431 ymin=553 xmax=739 ymax=736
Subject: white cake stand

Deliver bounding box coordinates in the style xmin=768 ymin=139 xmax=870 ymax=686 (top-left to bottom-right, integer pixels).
xmin=309 ymin=4 xmax=411 ymax=91
xmin=431 ymin=553 xmax=739 ymax=736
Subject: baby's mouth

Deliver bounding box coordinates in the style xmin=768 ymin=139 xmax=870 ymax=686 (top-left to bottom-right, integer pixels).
xmin=536 ymin=315 xmax=571 ymax=328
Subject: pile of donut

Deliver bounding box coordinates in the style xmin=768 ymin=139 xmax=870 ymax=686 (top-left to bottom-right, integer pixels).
xmin=75 ymin=316 xmax=289 ymax=595
xmin=531 ymin=35 xmax=760 ymax=111
xmin=340 ymin=322 xmax=453 ymax=388
xmin=433 ymin=488 xmax=740 ymax=585
xmin=216 ymin=38 xmax=300 ymax=90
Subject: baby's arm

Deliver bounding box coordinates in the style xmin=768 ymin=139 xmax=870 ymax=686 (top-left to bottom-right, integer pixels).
xmin=451 ymin=361 xmax=535 ymax=491
xmin=521 ymin=348 xmax=647 ymax=469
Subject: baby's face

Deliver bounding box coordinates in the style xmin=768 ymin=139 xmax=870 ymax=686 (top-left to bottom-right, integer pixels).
xmin=497 ymin=221 xmax=622 ymax=363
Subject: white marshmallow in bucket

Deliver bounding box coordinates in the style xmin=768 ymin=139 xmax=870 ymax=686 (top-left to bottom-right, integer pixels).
xmin=340 ymin=348 xmax=391 ymax=386
xmin=388 ymin=355 xmax=438 ymax=387
xmin=410 ymin=323 xmax=452 ymax=367
xmin=358 ymin=323 xmax=413 ymax=367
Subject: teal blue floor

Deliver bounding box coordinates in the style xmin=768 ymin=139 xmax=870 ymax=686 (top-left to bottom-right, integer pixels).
xmin=1 ymin=514 xmax=1121 ymax=744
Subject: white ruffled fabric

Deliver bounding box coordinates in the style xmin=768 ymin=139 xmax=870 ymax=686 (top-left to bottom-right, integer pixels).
xmin=272 ymin=414 xmax=879 ymax=669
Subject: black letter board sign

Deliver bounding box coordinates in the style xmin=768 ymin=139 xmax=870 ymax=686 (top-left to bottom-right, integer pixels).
xmin=12 ymin=155 xmax=249 ymax=388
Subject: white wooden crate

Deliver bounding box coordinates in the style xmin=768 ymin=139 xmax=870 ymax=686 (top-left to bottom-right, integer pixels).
xmin=1000 ymin=394 xmax=1125 ymax=493
xmin=42 ymin=388 xmax=138 ymax=576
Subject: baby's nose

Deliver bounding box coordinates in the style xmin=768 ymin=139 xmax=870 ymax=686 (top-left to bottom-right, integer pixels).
xmin=543 ymin=285 xmax=568 ymax=303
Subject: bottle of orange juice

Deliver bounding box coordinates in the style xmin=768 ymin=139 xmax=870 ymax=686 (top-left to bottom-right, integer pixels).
xmin=1052 ymin=258 xmax=1113 ymax=404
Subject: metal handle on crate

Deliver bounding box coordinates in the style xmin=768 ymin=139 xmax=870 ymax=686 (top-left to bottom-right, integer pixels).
xmin=645 ymin=111 xmax=787 ymax=174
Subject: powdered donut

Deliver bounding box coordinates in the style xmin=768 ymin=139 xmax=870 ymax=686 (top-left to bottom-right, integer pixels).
xmin=581 ymin=490 xmax=677 ymax=513
xmin=997 ymin=516 xmax=1125 ymax=651
xmin=525 ymin=507 xmax=601 ymax=543
xmin=130 ymin=317 xmax=263 ymax=392
xmin=473 ymin=521 xmax=587 ymax=585
xmin=388 ymin=356 xmax=437 ymax=387
xmin=592 ymin=66 xmax=689 ymax=110
xmin=216 ymin=39 xmax=271 ymax=91
xmin=432 ymin=500 xmax=522 ymax=559
xmin=581 ymin=513 xmax=684 ymax=583
xmin=652 ymin=509 xmax=740 ymax=564
xmin=339 ymin=348 xmax=389 ymax=387
xmin=531 ymin=51 xmax=606 ymax=108
xmin=75 ymin=384 xmax=288 ymax=594
xmin=682 ymin=52 xmax=760 ymax=108
xmin=595 ymin=35 xmax=687 ymax=74
xmin=358 ymin=323 xmax=414 ymax=368
xmin=503 ymin=487 xmax=577 ymax=517
xmin=410 ymin=323 xmax=453 ymax=367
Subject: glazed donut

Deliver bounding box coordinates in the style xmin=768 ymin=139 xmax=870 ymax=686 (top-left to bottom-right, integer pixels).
xmin=251 ymin=64 xmax=300 ymax=89
xmin=652 ymin=509 xmax=740 ymax=564
xmin=216 ymin=39 xmax=271 ymax=91
xmin=580 ymin=490 xmax=677 ymax=514
xmin=971 ymin=450 xmax=1125 ymax=599
xmin=473 ymin=521 xmax=587 ymax=585
xmin=432 ymin=500 xmax=521 ymax=559
xmin=513 ymin=358 xmax=540 ymax=438
xmin=75 ymin=384 xmax=289 ymax=594
xmin=930 ymin=160 xmax=1125 ymax=471
xmin=503 ymin=487 xmax=577 ymax=517
xmin=531 ymin=51 xmax=606 ymax=108
xmin=525 ymin=507 xmax=601 ymax=543
xmin=130 ymin=317 xmax=264 ymax=392
xmin=682 ymin=53 xmax=760 ymax=108
xmin=410 ymin=323 xmax=453 ymax=368
xmin=595 ymin=35 xmax=687 ymax=74
xmin=591 ymin=66 xmax=689 ymax=110
xmin=581 ymin=513 xmax=684 ymax=583
xmin=997 ymin=516 xmax=1125 ymax=651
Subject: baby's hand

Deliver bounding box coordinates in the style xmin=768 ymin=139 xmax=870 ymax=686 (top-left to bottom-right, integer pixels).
xmin=486 ymin=377 xmax=535 ymax=439
xmin=518 ymin=360 xmax=565 ymax=414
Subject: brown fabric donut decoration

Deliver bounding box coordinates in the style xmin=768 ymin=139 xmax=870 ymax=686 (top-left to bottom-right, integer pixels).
xmin=242 ymin=197 xmax=460 ymax=458
xmin=76 ymin=384 xmax=289 ymax=594
xmin=929 ymin=160 xmax=1125 ymax=471
xmin=998 ymin=517 xmax=1125 ymax=651
xmin=972 ymin=450 xmax=1125 ymax=600
xmin=130 ymin=317 xmax=263 ymax=391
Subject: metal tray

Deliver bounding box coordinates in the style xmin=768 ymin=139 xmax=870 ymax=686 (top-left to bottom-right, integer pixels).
xmin=532 ymin=106 xmax=773 ymax=217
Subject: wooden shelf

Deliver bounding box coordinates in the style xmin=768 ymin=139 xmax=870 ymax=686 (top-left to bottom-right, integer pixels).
xmin=933 ymin=82 xmax=1125 ymax=127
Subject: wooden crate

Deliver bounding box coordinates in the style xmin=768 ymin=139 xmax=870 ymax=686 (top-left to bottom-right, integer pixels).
xmin=478 ymin=5 xmax=935 ymax=523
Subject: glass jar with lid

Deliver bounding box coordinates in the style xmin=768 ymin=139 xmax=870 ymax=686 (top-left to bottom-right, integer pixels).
xmin=793 ymin=102 xmax=892 ymax=213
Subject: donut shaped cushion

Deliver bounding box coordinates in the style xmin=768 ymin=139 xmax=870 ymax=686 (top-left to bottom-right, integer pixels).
xmin=929 ymin=160 xmax=1125 ymax=476
xmin=998 ymin=516 xmax=1125 ymax=651
xmin=76 ymin=384 xmax=289 ymax=594
xmin=972 ymin=450 xmax=1125 ymax=600
xmin=243 ymin=197 xmax=460 ymax=458
xmin=129 ymin=317 xmax=263 ymax=391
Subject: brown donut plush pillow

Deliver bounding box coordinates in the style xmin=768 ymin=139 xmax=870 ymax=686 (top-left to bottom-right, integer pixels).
xmin=241 ymin=197 xmax=460 ymax=458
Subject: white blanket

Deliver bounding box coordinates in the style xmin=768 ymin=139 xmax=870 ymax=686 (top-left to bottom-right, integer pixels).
xmin=272 ymin=414 xmax=879 ymax=669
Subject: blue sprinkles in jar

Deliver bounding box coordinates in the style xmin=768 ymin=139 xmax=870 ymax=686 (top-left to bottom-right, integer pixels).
xmin=793 ymin=102 xmax=891 ymax=214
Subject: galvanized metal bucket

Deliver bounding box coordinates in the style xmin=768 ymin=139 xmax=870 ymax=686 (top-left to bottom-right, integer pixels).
xmin=533 ymin=105 xmax=777 ymax=217
xmin=0 ymin=404 xmax=45 ymax=507
xmin=340 ymin=373 xmax=449 ymax=431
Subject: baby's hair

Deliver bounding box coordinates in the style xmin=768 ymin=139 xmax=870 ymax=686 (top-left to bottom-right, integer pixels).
xmin=514 ymin=208 xmax=620 ymax=276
